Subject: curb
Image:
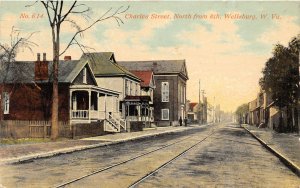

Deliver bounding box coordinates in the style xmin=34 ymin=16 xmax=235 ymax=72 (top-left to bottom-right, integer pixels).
xmin=243 ymin=126 xmax=300 ymax=177
xmin=0 ymin=126 xmax=203 ymax=165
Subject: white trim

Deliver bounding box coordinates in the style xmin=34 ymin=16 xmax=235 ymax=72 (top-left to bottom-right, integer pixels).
xmin=154 ymin=74 xmax=178 ymax=77
xmin=70 ymin=85 xmax=120 ymax=96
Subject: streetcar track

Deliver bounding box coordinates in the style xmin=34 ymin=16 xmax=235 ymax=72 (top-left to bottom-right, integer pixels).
xmin=55 ymin=126 xmax=218 ymax=188
xmin=210 ymin=136 xmax=262 ymax=146
xmin=54 ymin=131 xmax=203 ymax=188
xmin=128 ymin=129 xmax=217 ymax=188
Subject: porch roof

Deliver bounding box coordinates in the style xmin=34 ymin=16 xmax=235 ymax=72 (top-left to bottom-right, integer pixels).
xmin=70 ymin=85 xmax=120 ymax=96
xmin=124 ymin=95 xmax=151 ymax=102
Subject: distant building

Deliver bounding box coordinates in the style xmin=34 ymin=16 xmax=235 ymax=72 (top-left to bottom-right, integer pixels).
xmin=118 ymin=60 xmax=189 ymax=126
xmin=248 ymin=98 xmax=257 ymax=125
xmin=207 ymin=103 xmax=214 ymax=123
xmin=186 ymin=101 xmax=198 ymax=123
xmin=248 ymin=90 xmax=288 ymax=131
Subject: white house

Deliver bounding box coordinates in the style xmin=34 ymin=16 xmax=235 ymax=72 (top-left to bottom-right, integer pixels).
xmin=80 ymin=52 xmax=153 ymax=125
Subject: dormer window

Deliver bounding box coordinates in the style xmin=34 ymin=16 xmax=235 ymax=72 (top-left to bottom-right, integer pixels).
xmin=83 ymin=67 xmax=87 ymax=84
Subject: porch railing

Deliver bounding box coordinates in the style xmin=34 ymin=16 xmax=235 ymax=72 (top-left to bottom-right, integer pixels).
xmin=72 ymin=110 xmax=89 ymax=119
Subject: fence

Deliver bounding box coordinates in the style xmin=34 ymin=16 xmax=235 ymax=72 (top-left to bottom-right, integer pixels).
xmin=0 ymin=120 xmax=71 ymax=139
xmin=0 ymin=120 xmax=107 ymax=139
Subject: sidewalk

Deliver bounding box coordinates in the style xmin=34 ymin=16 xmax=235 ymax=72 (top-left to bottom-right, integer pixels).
xmin=242 ymin=124 xmax=300 ymax=176
xmin=0 ymin=124 xmax=203 ymax=165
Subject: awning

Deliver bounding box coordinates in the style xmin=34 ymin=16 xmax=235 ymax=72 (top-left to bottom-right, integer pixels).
xmin=124 ymin=95 xmax=151 ymax=102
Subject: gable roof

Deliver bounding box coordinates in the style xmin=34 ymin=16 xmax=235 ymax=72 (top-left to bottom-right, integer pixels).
xmin=80 ymin=52 xmax=140 ymax=81
xmin=0 ymin=59 xmax=92 ymax=84
xmin=189 ymin=102 xmax=198 ymax=110
xmin=130 ymin=70 xmax=154 ymax=88
xmin=118 ymin=60 xmax=189 ymax=80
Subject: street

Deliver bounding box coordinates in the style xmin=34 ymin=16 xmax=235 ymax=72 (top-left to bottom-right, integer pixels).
xmin=0 ymin=123 xmax=299 ymax=187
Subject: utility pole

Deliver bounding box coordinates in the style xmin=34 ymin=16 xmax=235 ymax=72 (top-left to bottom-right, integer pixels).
xmin=198 ymin=79 xmax=201 ymax=125
xmin=201 ymin=90 xmax=206 ymax=124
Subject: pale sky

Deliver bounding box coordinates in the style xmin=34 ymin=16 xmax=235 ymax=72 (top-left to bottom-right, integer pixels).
xmin=0 ymin=1 xmax=299 ymax=112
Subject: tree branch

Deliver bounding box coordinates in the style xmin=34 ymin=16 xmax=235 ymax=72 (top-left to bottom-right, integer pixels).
xmin=41 ymin=1 xmax=53 ymax=26
xmin=60 ymin=1 xmax=77 ymax=23
xmin=59 ymin=6 xmax=129 ymax=56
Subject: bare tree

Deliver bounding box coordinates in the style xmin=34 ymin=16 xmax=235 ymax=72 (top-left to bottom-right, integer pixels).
xmin=27 ymin=1 xmax=129 ymax=140
xmin=0 ymin=27 xmax=38 ymax=122
xmin=0 ymin=26 xmax=38 ymax=88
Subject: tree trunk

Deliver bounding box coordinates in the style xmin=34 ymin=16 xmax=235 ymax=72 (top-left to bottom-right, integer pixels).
xmin=51 ymin=26 xmax=59 ymax=140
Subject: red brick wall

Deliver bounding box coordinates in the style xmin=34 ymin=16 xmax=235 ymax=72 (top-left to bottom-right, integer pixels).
xmin=0 ymin=83 xmax=70 ymax=121
xmin=35 ymin=60 xmax=49 ymax=80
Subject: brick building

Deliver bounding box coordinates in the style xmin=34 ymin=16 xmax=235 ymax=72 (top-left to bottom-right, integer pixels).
xmin=118 ymin=60 xmax=188 ymax=126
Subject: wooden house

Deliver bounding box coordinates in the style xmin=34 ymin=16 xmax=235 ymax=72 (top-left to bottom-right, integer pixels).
xmin=0 ymin=53 xmax=124 ymax=134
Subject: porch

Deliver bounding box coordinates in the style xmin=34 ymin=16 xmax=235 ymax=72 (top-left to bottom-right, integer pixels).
xmin=70 ymin=85 xmax=125 ymax=132
xmin=122 ymin=96 xmax=154 ymax=122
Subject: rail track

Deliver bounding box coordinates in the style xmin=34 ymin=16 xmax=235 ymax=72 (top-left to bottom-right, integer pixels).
xmin=128 ymin=129 xmax=216 ymax=187
xmin=55 ymin=126 xmax=218 ymax=188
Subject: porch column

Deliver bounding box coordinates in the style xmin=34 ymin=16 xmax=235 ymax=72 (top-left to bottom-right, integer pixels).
xmin=98 ymin=92 xmax=100 ymax=119
xmin=122 ymin=102 xmax=125 ymax=119
xmin=69 ymin=90 xmax=72 ymax=123
xmin=104 ymin=94 xmax=107 ymax=119
xmin=138 ymin=105 xmax=141 ymax=121
xmin=88 ymin=90 xmax=91 ymax=122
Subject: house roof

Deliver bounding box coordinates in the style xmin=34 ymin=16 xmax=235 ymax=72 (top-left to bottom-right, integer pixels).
xmin=80 ymin=52 xmax=140 ymax=81
xmin=118 ymin=60 xmax=189 ymax=80
xmin=0 ymin=59 xmax=89 ymax=84
xmin=130 ymin=71 xmax=153 ymax=87
xmin=189 ymin=102 xmax=198 ymax=109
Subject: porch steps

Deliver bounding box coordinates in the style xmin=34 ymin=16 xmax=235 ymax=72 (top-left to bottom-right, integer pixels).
xmin=104 ymin=113 xmax=127 ymax=133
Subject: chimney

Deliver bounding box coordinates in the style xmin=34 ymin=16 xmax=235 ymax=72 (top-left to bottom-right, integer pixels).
xmin=35 ymin=52 xmax=49 ymax=81
xmin=64 ymin=56 xmax=72 ymax=61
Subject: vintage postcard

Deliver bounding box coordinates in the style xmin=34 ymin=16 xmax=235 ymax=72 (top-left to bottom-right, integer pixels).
xmin=0 ymin=1 xmax=299 ymax=187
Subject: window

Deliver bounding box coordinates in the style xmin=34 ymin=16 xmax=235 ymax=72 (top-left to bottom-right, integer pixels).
xmin=83 ymin=67 xmax=87 ymax=84
xmin=125 ymin=80 xmax=128 ymax=95
xmin=161 ymin=109 xmax=169 ymax=120
xmin=130 ymin=81 xmax=133 ymax=95
xmin=161 ymin=82 xmax=169 ymax=102
xmin=3 ymin=92 xmax=9 ymax=114
xmin=135 ymin=83 xmax=139 ymax=96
